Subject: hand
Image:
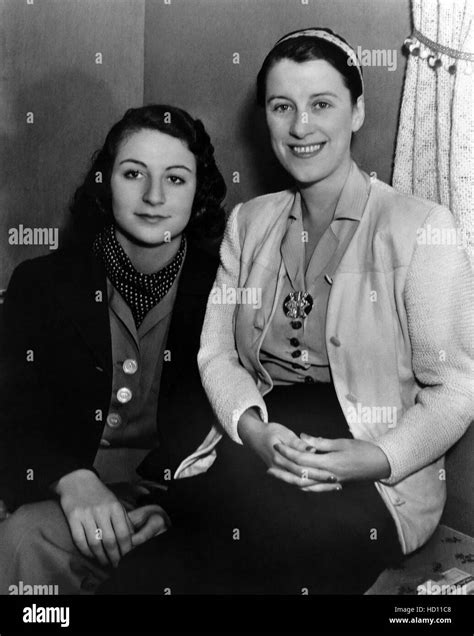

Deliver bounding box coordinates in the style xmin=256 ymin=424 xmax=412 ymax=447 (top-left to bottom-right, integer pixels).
xmin=273 ymin=435 xmax=391 ymax=492
xmin=53 ymin=469 xmax=133 ymax=568
xmin=237 ymin=409 xmax=335 ymax=488
xmin=128 ymin=505 xmax=170 ymax=548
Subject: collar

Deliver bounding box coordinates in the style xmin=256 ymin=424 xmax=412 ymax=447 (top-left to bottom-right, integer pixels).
xmin=333 ymin=160 xmax=370 ymax=222
xmin=281 ymin=162 xmax=370 ymax=288
xmin=288 ymin=160 xmax=370 ymax=223
xmin=107 ymin=264 xmax=182 ymax=347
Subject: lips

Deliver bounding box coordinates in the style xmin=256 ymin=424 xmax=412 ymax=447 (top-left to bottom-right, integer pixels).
xmin=135 ymin=213 xmax=168 ymax=223
xmin=288 ymin=142 xmax=326 ymax=157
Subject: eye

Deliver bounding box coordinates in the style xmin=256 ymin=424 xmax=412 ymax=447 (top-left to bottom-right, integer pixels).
xmin=123 ymin=169 xmax=144 ymax=179
xmin=272 ymin=103 xmax=293 ymax=113
xmin=313 ymin=101 xmax=331 ymax=110
xmin=167 ymin=175 xmax=186 ymax=185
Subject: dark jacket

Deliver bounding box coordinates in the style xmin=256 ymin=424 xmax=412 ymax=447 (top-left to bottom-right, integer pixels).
xmin=0 ymin=240 xmax=219 ymax=511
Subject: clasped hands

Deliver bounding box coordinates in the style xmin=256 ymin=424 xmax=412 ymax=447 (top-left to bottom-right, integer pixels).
xmin=238 ymin=413 xmax=391 ymax=493
xmin=53 ymin=470 xmax=169 ymax=568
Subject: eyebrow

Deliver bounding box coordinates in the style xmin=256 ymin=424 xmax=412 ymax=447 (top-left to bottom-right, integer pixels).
xmin=119 ymin=158 xmax=193 ymax=172
xmin=267 ymin=92 xmax=339 ymax=102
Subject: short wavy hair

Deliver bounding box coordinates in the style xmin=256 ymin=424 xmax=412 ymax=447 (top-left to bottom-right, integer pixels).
xmin=70 ymin=104 xmax=226 ymax=245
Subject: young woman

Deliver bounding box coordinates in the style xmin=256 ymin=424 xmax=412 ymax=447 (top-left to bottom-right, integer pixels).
xmin=100 ymin=29 xmax=473 ymax=595
xmin=0 ymin=104 xmax=226 ymax=594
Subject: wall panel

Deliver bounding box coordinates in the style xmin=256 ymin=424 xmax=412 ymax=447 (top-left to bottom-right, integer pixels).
xmin=144 ymin=0 xmax=411 ymax=212
xmin=0 ymin=0 xmax=145 ymax=290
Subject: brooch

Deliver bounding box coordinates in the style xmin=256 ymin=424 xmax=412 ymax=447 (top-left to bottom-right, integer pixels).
xmin=283 ymin=291 xmax=314 ymax=319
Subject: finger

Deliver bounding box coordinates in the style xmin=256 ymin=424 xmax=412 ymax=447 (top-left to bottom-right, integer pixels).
xmin=128 ymin=505 xmax=170 ymax=531
xmin=68 ymin=518 xmax=95 ymax=560
xmin=282 ymin=435 xmax=311 ymax=453
xmin=271 ymin=448 xmax=305 ymax=476
xmin=131 ymin=515 xmax=167 ymax=547
xmin=128 ymin=508 xmax=145 ymax=531
xmin=125 ymin=512 xmax=135 ymax=534
xmin=95 ymin=513 xmax=123 ymax=567
xmin=274 ymin=442 xmax=335 ymax=471
xmin=114 ymin=500 xmax=135 ymax=534
xmin=302 ymin=483 xmax=343 ymax=493
xmin=127 ymin=506 xmax=151 ymax=530
xmin=299 ymin=434 xmax=347 ymax=452
xmin=82 ymin=516 xmax=110 ymax=567
xmin=267 ymin=466 xmax=320 ymax=488
xmin=109 ymin=503 xmax=133 ymax=560
xmin=273 ymin=444 xmax=337 ymax=483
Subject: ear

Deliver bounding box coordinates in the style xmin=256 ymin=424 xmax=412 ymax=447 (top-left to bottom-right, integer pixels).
xmin=351 ymin=95 xmax=365 ymax=133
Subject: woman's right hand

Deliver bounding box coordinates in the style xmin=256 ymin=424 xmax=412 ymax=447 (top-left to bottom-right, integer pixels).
xmin=237 ymin=409 xmax=340 ymax=491
xmin=52 ymin=469 xmax=133 ymax=568
xmin=238 ymin=410 xmax=304 ymax=465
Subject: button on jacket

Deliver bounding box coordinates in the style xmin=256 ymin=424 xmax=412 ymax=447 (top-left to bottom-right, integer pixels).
xmin=0 ymin=240 xmax=218 ymax=510
xmin=98 ymin=271 xmax=181 ymax=449
xmin=197 ymin=161 xmax=474 ymax=555
xmin=93 ymin=264 xmax=183 ymax=483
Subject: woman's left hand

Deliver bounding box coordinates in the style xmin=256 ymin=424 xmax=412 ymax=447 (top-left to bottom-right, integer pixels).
xmin=272 ymin=434 xmax=391 ymax=491
xmin=128 ymin=505 xmax=170 ymax=547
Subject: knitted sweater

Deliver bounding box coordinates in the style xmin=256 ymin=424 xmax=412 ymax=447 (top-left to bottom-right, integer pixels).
xmin=195 ymin=162 xmax=474 ymax=554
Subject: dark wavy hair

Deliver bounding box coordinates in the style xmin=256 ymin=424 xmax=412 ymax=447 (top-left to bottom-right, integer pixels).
xmin=70 ymin=104 xmax=226 ymax=245
xmin=256 ymin=27 xmax=363 ymax=107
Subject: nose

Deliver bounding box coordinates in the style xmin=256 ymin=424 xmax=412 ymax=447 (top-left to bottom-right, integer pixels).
xmin=289 ymin=110 xmax=310 ymax=138
xmin=143 ymin=177 xmax=165 ymax=205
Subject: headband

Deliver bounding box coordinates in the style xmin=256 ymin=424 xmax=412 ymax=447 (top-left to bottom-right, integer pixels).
xmin=275 ymin=28 xmax=364 ymax=93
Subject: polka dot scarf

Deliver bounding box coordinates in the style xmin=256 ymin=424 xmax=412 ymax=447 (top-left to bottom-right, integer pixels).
xmin=93 ymin=224 xmax=186 ymax=328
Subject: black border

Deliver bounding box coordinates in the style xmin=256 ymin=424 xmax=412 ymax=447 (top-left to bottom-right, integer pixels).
xmin=0 ymin=593 xmax=472 ymax=633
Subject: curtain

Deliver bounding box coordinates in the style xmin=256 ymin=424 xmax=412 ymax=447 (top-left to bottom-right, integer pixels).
xmin=393 ymin=0 xmax=474 ymax=261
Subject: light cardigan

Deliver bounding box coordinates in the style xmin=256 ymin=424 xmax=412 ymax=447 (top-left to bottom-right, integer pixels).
xmin=181 ymin=161 xmax=473 ymax=555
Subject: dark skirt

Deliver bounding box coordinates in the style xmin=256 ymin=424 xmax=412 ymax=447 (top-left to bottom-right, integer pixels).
xmin=99 ymin=382 xmax=403 ymax=594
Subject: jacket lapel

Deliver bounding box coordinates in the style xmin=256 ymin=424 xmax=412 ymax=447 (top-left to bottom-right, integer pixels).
xmin=252 ymin=194 xmax=297 ymax=328
xmin=52 ymin=246 xmax=112 ymax=376
xmin=160 ymin=240 xmax=219 ymax=391
xmin=242 ymin=162 xmax=371 ymax=380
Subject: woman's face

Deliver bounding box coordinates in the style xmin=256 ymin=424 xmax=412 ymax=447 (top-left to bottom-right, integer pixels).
xmin=110 ymin=129 xmax=197 ymax=246
xmin=265 ymin=58 xmax=364 ymax=187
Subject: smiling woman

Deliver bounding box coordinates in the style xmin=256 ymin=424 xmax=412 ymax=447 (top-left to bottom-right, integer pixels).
xmin=264 ymin=56 xmax=365 ymax=262
xmin=264 ymin=59 xmax=364 ymax=185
